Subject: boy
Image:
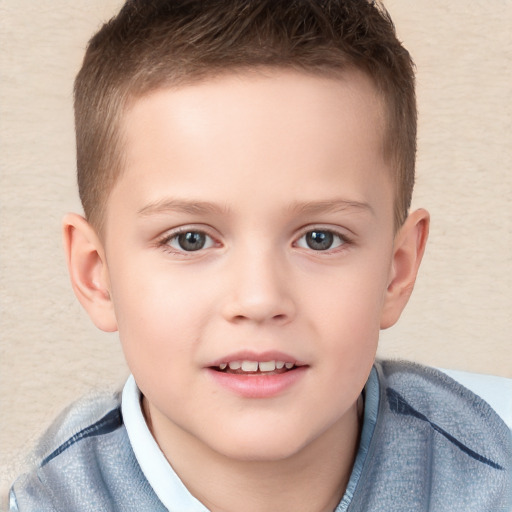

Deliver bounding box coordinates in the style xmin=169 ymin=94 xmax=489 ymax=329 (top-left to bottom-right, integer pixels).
xmin=9 ymin=0 xmax=511 ymax=511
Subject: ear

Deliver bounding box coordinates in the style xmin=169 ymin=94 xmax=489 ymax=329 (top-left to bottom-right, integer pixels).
xmin=380 ymin=208 xmax=429 ymax=329
xmin=62 ymin=213 xmax=118 ymax=332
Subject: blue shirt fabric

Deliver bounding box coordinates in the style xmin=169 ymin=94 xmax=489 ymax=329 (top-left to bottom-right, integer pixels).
xmin=348 ymin=361 xmax=511 ymax=511
xmin=9 ymin=361 xmax=512 ymax=511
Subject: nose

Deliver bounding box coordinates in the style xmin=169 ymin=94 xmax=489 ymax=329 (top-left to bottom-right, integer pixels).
xmin=221 ymin=246 xmax=296 ymax=325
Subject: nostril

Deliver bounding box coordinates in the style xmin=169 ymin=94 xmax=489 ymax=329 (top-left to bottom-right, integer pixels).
xmin=231 ymin=313 xmax=288 ymax=324
xmin=221 ymin=293 xmax=296 ymax=324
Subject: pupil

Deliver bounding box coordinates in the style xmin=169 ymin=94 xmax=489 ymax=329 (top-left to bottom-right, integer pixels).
xmin=306 ymin=231 xmax=333 ymax=250
xmin=178 ymin=232 xmax=206 ymax=251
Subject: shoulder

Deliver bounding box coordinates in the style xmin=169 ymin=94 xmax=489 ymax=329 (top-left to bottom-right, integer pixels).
xmin=376 ymin=360 xmax=511 ymax=443
xmin=353 ymin=360 xmax=512 ymax=511
xmin=9 ymin=392 xmax=165 ymax=512
xmin=33 ymin=391 xmax=123 ymax=466
xmin=436 ymin=366 xmax=512 ymax=430
xmin=375 ymin=360 xmax=511 ymax=467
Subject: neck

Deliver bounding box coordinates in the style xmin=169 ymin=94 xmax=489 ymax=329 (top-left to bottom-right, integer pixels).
xmin=144 ymin=396 xmax=363 ymax=512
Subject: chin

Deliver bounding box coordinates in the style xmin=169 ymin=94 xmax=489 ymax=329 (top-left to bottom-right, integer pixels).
xmin=208 ymin=427 xmax=313 ymax=463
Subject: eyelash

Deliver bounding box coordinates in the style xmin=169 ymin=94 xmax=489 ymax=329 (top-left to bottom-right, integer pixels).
xmin=294 ymin=227 xmax=352 ymax=253
xmin=156 ymin=227 xmax=218 ymax=256
xmin=156 ymin=226 xmax=352 ymax=255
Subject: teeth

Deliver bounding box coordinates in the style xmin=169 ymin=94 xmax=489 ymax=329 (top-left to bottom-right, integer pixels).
xmin=258 ymin=361 xmax=276 ymax=372
xmin=222 ymin=360 xmax=295 ymax=372
xmin=241 ymin=361 xmax=259 ymax=372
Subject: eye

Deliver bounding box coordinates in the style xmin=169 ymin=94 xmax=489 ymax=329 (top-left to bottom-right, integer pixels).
xmin=295 ymin=229 xmax=346 ymax=251
xmin=166 ymin=230 xmax=215 ymax=252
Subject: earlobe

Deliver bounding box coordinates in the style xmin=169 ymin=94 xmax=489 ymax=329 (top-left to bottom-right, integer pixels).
xmin=380 ymin=208 xmax=430 ymax=329
xmin=62 ymin=213 xmax=118 ymax=332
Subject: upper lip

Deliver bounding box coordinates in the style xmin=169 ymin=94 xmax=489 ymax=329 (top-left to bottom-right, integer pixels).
xmin=206 ymin=350 xmax=307 ymax=368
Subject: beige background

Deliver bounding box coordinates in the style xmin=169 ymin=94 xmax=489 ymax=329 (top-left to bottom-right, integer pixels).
xmin=1 ymin=0 xmax=511 ymax=502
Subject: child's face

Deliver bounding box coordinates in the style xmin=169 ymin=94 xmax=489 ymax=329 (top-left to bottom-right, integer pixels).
xmin=102 ymin=70 xmax=397 ymax=460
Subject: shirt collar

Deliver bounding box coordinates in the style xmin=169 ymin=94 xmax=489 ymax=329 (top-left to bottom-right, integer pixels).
xmin=121 ymin=375 xmax=209 ymax=511
xmin=122 ymin=369 xmax=380 ymax=512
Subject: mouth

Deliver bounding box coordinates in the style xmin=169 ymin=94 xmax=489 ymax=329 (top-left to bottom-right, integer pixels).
xmin=206 ymin=355 xmax=307 ymax=397
xmin=210 ymin=360 xmax=300 ymax=376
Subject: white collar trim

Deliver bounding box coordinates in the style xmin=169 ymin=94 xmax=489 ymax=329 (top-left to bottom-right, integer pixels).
xmin=121 ymin=375 xmax=209 ymax=511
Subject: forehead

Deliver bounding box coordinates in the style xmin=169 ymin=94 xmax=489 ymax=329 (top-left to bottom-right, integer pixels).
xmin=108 ymin=69 xmax=391 ymax=225
xmin=123 ymin=68 xmax=385 ymax=151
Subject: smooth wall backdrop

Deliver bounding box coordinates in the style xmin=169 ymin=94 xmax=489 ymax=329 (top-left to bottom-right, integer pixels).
xmin=1 ymin=0 xmax=511 ymax=500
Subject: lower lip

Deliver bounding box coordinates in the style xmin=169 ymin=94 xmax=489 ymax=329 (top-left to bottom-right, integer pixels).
xmin=206 ymin=367 xmax=308 ymax=398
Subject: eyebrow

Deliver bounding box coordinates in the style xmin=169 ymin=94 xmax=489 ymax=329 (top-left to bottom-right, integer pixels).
xmin=138 ymin=197 xmax=374 ymax=217
xmin=288 ymin=198 xmax=375 ymax=217
xmin=138 ymin=198 xmax=229 ymax=217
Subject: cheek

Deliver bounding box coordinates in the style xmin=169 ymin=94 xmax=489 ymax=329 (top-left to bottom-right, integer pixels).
xmin=109 ymin=265 xmax=208 ymax=369
xmin=305 ymin=258 xmax=390 ymax=364
xmin=307 ymin=259 xmax=390 ymax=327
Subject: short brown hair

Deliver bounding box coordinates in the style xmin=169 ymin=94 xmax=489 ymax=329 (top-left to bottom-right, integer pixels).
xmin=75 ymin=0 xmax=416 ymax=231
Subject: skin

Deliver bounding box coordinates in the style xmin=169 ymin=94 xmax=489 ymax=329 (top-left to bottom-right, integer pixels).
xmin=64 ymin=69 xmax=429 ymax=512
